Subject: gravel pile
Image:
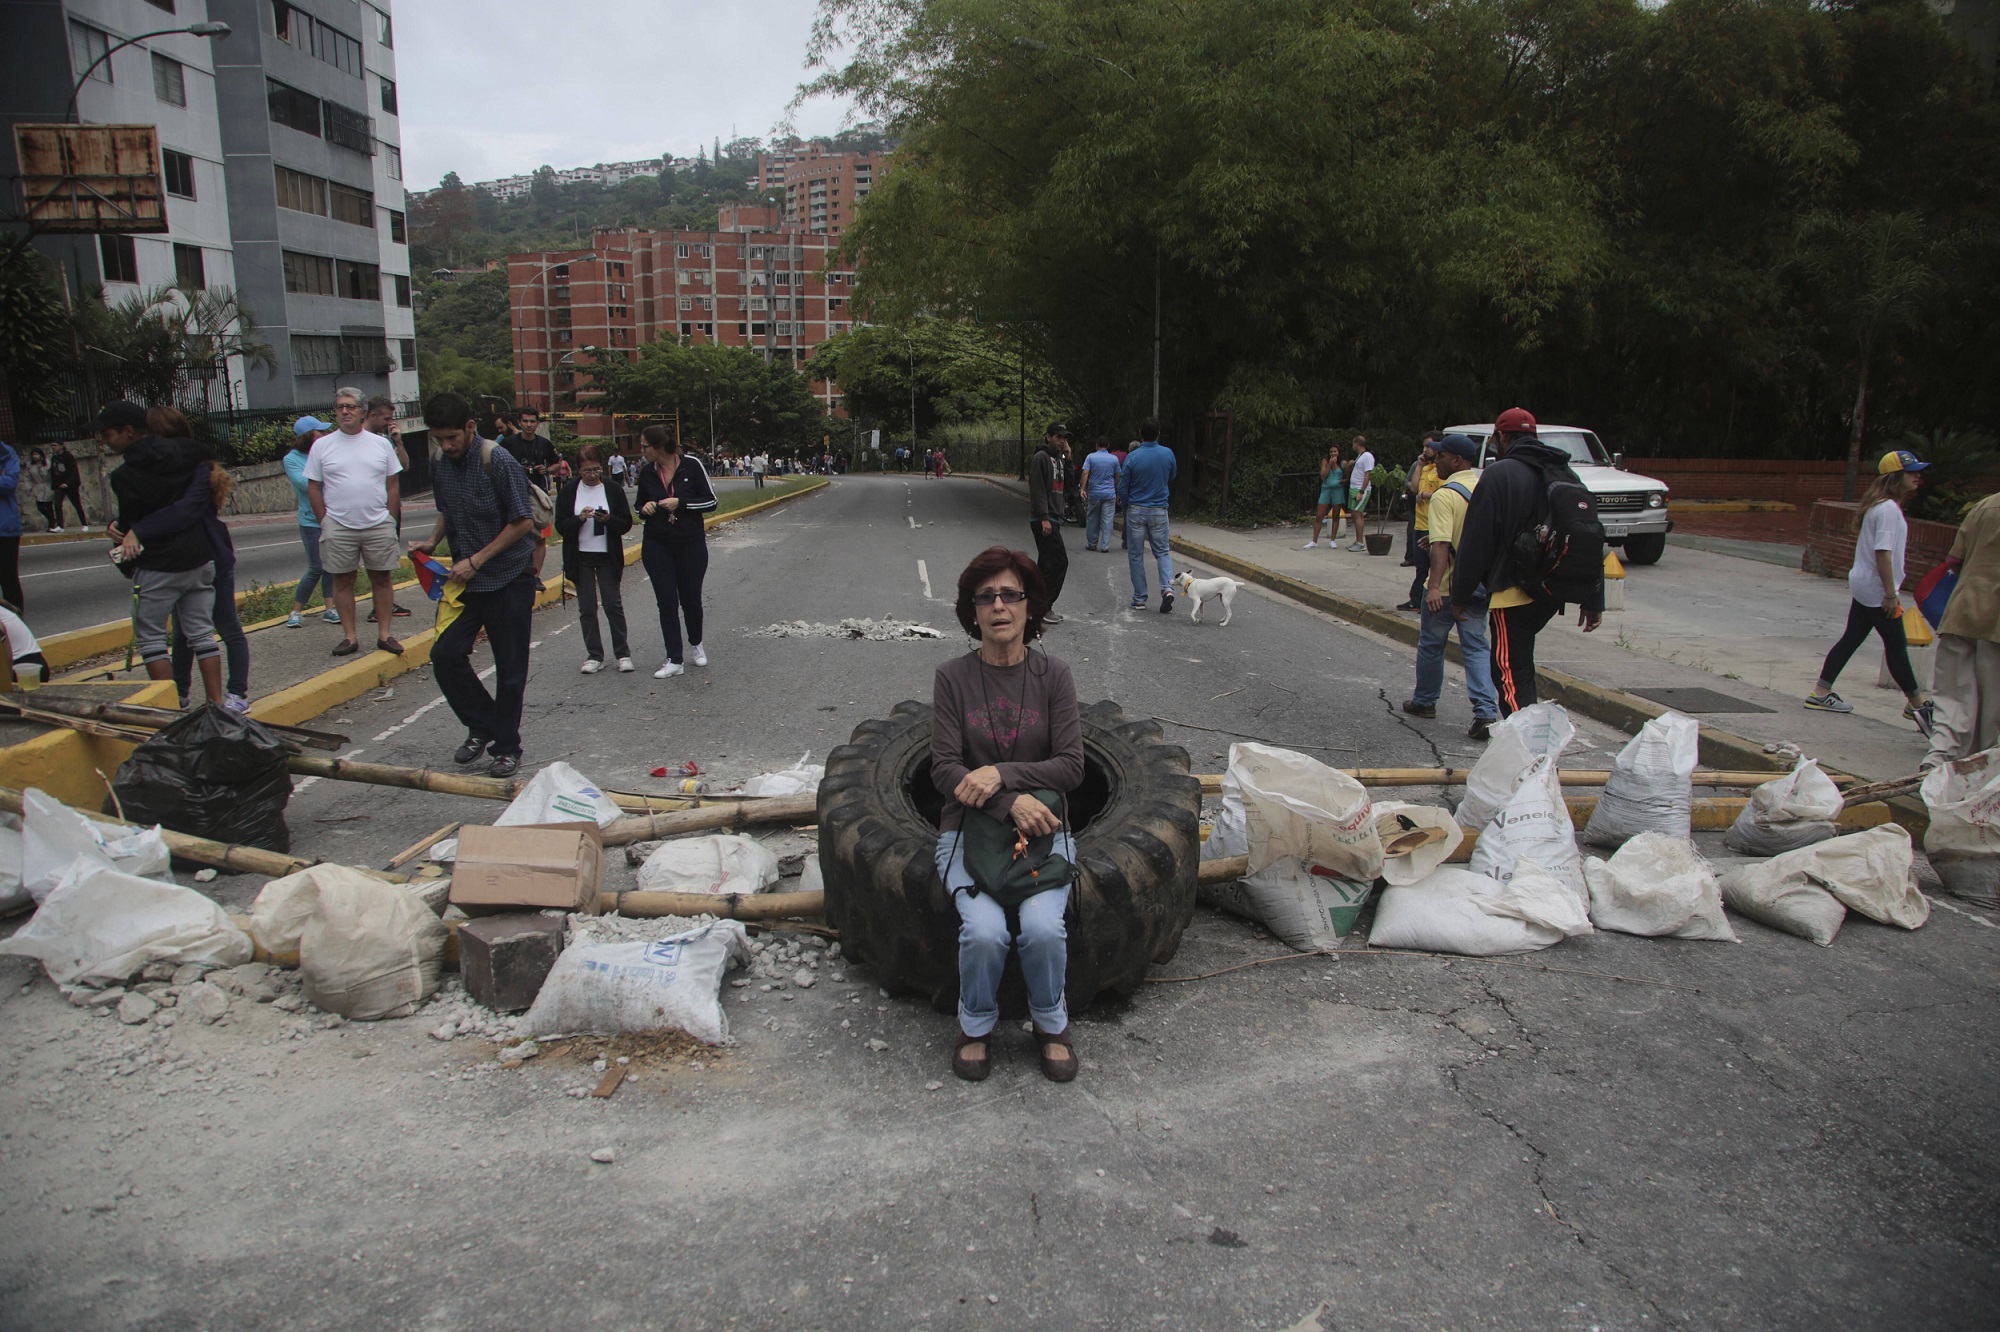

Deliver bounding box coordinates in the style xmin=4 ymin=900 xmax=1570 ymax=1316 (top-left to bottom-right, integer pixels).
xmin=752 ymin=618 xmax=944 ymax=641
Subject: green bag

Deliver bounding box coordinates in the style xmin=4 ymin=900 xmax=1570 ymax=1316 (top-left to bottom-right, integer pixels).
xmin=957 ymin=788 xmax=1072 ymax=908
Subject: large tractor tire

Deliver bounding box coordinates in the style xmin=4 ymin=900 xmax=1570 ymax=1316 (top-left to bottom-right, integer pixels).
xmin=818 ymin=699 xmax=1202 ymax=1015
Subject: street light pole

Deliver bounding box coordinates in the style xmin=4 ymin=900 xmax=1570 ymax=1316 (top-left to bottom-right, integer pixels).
xmin=65 ymin=22 xmax=231 ymax=122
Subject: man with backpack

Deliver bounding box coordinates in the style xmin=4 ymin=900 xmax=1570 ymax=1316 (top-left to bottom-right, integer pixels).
xmin=1403 ymin=434 xmax=1499 ymax=740
xmin=1450 ymin=407 xmax=1605 ymax=717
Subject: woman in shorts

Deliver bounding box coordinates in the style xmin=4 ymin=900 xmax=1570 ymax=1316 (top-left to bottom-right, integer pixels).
xmin=1304 ymin=440 xmax=1346 ymax=548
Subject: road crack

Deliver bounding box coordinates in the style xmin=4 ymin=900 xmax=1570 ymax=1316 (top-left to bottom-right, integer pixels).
xmin=1377 ymin=686 xmax=1448 ymax=767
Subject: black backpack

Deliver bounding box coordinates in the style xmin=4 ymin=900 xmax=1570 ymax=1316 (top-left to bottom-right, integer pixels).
xmin=1507 ymin=453 xmax=1604 ymax=605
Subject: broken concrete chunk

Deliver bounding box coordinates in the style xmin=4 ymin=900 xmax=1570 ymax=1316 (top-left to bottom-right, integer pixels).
xmin=458 ymin=913 xmax=565 ymax=1014
xmin=170 ymin=963 xmax=211 ymax=987
xmin=792 ymin=968 xmax=816 ymax=989
xmin=116 ymin=993 xmax=158 ymax=1025
xmin=85 ymin=988 xmax=127 ymax=1008
xmin=589 ymin=1148 xmax=615 ymax=1164
xmin=181 ymin=982 xmax=230 ymax=1025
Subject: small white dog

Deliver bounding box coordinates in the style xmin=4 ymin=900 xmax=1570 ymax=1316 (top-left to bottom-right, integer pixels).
xmin=1174 ymin=570 xmax=1241 ymax=627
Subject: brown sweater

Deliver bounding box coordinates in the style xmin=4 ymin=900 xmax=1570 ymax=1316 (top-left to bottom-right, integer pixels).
xmin=931 ymin=651 xmax=1084 ymax=831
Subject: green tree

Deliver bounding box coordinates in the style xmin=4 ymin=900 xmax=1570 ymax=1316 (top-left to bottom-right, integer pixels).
xmin=587 ymin=338 xmax=824 ymax=451
xmin=0 ymin=241 xmax=77 ymax=422
xmin=418 ymin=347 xmax=513 ymax=406
xmin=811 ymin=319 xmax=1070 ymax=440
xmin=414 ymin=268 xmax=512 ymax=366
xmin=79 ymin=282 xmax=274 ymax=406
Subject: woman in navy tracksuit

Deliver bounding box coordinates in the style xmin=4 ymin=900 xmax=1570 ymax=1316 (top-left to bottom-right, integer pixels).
xmin=633 ymin=423 xmax=717 ymax=678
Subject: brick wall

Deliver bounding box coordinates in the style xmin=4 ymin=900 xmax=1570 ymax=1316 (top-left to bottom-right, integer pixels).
xmin=1635 ymin=456 xmax=2000 ymax=504
xmin=1800 ymin=500 xmax=1958 ymax=589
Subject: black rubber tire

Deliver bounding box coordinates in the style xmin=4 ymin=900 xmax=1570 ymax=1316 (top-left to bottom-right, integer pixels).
xmin=1621 ymin=533 xmax=1666 ymax=565
xmin=819 ymin=699 xmax=1202 ymax=1016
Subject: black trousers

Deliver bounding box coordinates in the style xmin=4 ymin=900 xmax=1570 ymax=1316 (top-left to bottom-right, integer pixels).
xmin=642 ymin=537 xmax=707 ymax=663
xmin=0 ymin=537 xmax=20 ymax=610
xmin=1820 ymin=599 xmax=1918 ymax=695
xmin=1404 ymin=522 xmax=1428 ymax=605
xmin=434 ymin=573 xmax=535 ymax=758
xmin=1488 ymin=600 xmax=1559 ymax=717
xmin=570 ymin=552 xmax=630 ymax=661
xmin=54 ymin=485 xmax=86 ymax=526
xmin=1030 ymin=520 xmax=1068 ymax=605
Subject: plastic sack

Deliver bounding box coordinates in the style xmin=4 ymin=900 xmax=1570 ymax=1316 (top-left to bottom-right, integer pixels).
xmin=21 ymin=788 xmax=172 ymax=904
xmin=1730 ymin=824 xmax=1927 ymax=931
xmin=1468 ymin=756 xmax=1585 ymax=898
xmin=1369 ymin=862 xmax=1588 ymax=956
xmin=1197 ymin=860 xmax=1374 ymax=952
xmin=248 ymin=864 xmax=393 ymax=955
xmin=520 ymin=920 xmax=749 ymax=1043
xmin=1724 ymin=760 xmax=1843 ymax=856
xmin=0 ymin=815 xmax=24 ymax=916
xmin=737 ymin=754 xmax=825 ymax=798
xmin=799 ymin=853 xmax=824 ymax=896
xmin=297 ymin=875 xmax=448 ymax=1019
xmin=1200 ymin=774 xmax=1248 ymax=863
xmin=432 ymin=761 xmax=625 ymax=861
xmin=1717 ymin=860 xmax=1846 ymax=946
xmin=636 ymin=834 xmax=780 ymax=894
xmin=111 ymin=704 xmax=292 ymax=852
xmin=0 ymin=861 xmax=251 ymax=989
xmin=1921 ymin=749 xmax=2000 ymax=902
xmin=1229 ymin=742 xmax=1383 ymax=882
xmin=1456 ymin=703 xmax=1576 ymax=831
xmin=1374 ymin=803 xmax=1464 ymax=886
xmin=1583 ymin=833 xmax=1737 ymax=940
xmin=1582 ymin=713 xmax=1699 ymax=849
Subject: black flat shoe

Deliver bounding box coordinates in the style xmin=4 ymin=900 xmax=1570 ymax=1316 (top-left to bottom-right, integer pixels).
xmin=953 ymin=1032 xmax=991 ymax=1082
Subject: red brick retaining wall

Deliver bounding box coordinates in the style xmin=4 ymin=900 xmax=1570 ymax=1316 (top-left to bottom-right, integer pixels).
xmin=1634 ymin=457 xmax=1998 ymax=504
xmin=1801 ymin=501 xmax=1958 ymax=589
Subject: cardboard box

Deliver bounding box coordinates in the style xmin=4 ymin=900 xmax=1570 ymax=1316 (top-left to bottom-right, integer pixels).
xmin=449 ymin=821 xmax=604 ymax=914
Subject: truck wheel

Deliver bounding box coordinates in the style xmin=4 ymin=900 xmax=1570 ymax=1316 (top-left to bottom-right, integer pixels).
xmin=818 ymin=699 xmax=1203 ymax=1016
xmin=1622 ymin=533 xmax=1666 ymax=565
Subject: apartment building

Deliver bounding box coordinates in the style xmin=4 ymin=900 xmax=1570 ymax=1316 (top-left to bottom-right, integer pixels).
xmin=0 ymin=0 xmax=416 ymax=420
xmin=760 ymin=144 xmax=884 ymax=239
xmin=509 ymin=202 xmax=860 ymax=441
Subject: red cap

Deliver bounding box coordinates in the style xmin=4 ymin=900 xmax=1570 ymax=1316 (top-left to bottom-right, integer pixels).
xmin=1494 ymin=408 xmax=1537 ymax=436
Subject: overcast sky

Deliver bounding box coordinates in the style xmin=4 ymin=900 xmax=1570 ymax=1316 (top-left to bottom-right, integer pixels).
xmin=395 ymin=0 xmax=858 ymax=189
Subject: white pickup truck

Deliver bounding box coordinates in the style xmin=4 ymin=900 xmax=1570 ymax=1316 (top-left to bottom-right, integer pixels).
xmin=1443 ymin=422 xmax=1674 ymax=565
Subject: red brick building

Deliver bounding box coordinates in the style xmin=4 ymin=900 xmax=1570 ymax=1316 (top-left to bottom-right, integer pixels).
xmin=508 ymin=202 xmax=861 ymax=444
xmin=758 ymin=145 xmax=885 ymax=239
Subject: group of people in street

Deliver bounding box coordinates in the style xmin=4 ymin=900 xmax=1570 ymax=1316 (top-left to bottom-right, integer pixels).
xmin=1028 ymin=419 xmax=1180 ymax=625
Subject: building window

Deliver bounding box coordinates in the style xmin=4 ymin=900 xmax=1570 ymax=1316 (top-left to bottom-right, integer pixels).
xmin=372 ymin=6 xmax=393 ymax=46
xmin=329 ymin=181 xmax=374 ymax=227
xmin=777 ymin=322 xmax=792 ymax=336
xmin=163 ymin=150 xmax=197 ymax=200
xmin=100 ymin=234 xmax=138 ymax=284
xmin=291 ymin=334 xmax=342 ymax=376
xmin=378 ymin=77 xmax=397 ymax=115
xmin=275 ymin=165 xmax=328 ymax=214
xmin=399 ymin=338 xmax=416 ymax=371
xmin=322 ymin=102 xmax=375 ymax=155
xmin=268 ymin=80 xmax=321 ymax=136
xmin=282 ymin=250 xmax=336 ymax=295
xmin=339 ymin=335 xmax=387 ymax=374
xmin=274 ymin=3 xmax=363 ymax=78
xmin=71 ymin=22 xmax=114 ymax=85
xmin=383 ymin=145 xmax=402 ymax=180
xmin=678 ymin=297 xmax=691 ymax=311
xmin=152 ymin=53 xmax=186 ymax=107
xmin=388 ymin=209 xmax=406 ymax=243
xmin=146 ymin=0 xmax=176 ymax=10
xmin=675 ymin=244 xmax=689 ymax=259
xmin=335 ymin=259 xmax=381 ymax=301
xmin=393 ymin=274 xmax=411 ymax=307
xmin=173 ymin=243 xmax=206 ymax=290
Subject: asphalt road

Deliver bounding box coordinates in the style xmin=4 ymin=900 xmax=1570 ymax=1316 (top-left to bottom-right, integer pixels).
xmin=3 ymin=475 xmax=1995 ymax=1330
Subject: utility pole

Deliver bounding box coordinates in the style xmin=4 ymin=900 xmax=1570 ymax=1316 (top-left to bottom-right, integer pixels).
xmin=1152 ymin=244 xmax=1162 ymax=418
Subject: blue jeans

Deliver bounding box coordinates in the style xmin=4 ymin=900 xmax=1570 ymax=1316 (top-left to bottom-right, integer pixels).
xmin=1085 ymin=495 xmax=1116 ymax=549
xmin=934 ymin=831 xmax=1075 ymax=1038
xmin=1126 ymin=506 xmax=1172 ymax=602
xmin=1414 ymin=599 xmax=1498 ymax=720
xmin=293 ymin=524 xmax=332 ymax=608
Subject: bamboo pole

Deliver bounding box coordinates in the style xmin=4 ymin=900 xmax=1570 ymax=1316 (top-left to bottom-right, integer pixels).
xmin=1193 ymin=768 xmax=1835 ymax=795
xmin=0 ymin=695 xmax=346 ymax=750
xmin=285 ymin=754 xmax=525 ymax=800
xmin=597 ymin=889 xmax=826 ymax=920
xmin=385 ymin=822 xmax=460 ymax=870
xmin=601 ymin=793 xmax=819 ymax=847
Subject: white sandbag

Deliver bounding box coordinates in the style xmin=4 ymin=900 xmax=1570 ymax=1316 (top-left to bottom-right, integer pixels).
xmin=430 ymin=761 xmax=624 ymax=862
xmin=0 ymin=817 xmax=26 ymax=915
xmin=1584 ymin=832 xmax=1737 ymax=940
xmin=1368 ymin=865 xmax=1573 ymax=956
xmin=1468 ymin=756 xmax=1585 ymax=898
xmin=636 ymin=834 xmax=780 ymax=894
xmin=1582 ymin=712 xmax=1699 ymax=848
xmin=1718 ymin=860 xmax=1847 ymax=946
xmin=1200 ymin=775 xmax=1248 ymax=862
xmin=0 ymin=861 xmax=251 ymax=989
xmin=1229 ymin=742 xmax=1383 ymax=881
xmin=1486 ymin=860 xmax=1595 ymax=939
xmin=1773 ymin=824 xmax=1927 ymax=929
xmin=248 ymin=863 xmax=393 ymax=955
xmin=1456 ymin=702 xmax=1575 ymax=830
xmin=1198 ymin=859 xmax=1373 ymax=952
xmin=737 ymin=753 xmax=825 ymax=798
xmin=1921 ymin=749 xmax=2000 ymax=901
xmin=1724 ymin=760 xmax=1843 ymax=856
xmin=298 ymin=875 xmax=448 ymax=1020
xmin=21 ymin=787 xmax=172 ymax=903
xmin=798 ymin=852 xmax=823 ymax=896
xmin=520 ymin=920 xmax=749 ymax=1043
xmin=1374 ymin=802 xmax=1464 ymax=886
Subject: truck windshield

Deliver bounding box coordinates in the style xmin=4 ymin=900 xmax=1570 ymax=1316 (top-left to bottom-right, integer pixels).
xmin=1536 ymin=430 xmax=1610 ymax=465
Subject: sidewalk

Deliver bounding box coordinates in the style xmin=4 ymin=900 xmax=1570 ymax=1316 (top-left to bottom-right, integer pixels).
xmin=1169 ymin=517 xmax=1934 ymax=783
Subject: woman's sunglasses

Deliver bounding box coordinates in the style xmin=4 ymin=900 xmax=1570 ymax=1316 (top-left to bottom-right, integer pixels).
xmin=972 ymin=588 xmax=1028 ymax=606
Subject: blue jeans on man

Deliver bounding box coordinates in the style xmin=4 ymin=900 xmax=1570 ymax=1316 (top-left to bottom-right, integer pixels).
xmin=1126 ymin=506 xmax=1172 ymax=605
xmin=1414 ymin=598 xmax=1498 ymax=721
xmin=1086 ymin=495 xmax=1116 ymax=550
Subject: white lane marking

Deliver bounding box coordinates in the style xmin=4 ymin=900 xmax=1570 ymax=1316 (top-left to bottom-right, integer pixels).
xmin=908 ymin=515 xmax=918 ymax=530
xmin=917 ymin=559 xmax=932 ymax=600
xmin=1929 ymin=895 xmax=1998 ymax=930
xmin=24 ymin=539 xmax=301 ymax=578
xmin=296 ymin=665 xmax=498 ymax=790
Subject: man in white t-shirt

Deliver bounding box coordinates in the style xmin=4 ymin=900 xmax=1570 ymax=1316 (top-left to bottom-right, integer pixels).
xmin=1345 ymin=436 xmax=1377 ymax=551
xmin=306 ymin=386 xmax=404 ymax=657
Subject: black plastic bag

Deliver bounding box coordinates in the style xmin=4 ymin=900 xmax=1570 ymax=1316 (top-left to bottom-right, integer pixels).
xmin=112 ymin=704 xmax=292 ymax=852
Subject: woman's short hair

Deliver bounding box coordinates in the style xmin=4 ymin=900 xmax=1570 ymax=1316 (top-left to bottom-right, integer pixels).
xmin=954 ymin=546 xmax=1051 ymax=641
xmin=641 ymin=424 xmax=679 ymax=454
xmin=146 ymin=405 xmax=192 ymax=438
xmin=577 ymin=443 xmax=603 ymax=464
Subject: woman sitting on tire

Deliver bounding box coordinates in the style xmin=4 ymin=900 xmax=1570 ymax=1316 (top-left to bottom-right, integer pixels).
xmin=932 ymin=546 xmax=1085 ymax=1084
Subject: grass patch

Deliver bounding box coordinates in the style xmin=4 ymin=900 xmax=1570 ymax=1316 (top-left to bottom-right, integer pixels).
xmin=712 ymin=477 xmax=819 ymax=516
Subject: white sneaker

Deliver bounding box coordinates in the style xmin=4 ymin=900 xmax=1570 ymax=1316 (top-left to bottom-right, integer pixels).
xmin=654 ymin=661 xmax=685 ymax=679
xmin=48 ymin=527 xmax=63 ymax=534
xmin=689 ymin=644 xmax=708 ymax=667
xmin=616 ymin=657 xmax=635 ymax=673
xmin=1302 ymin=540 xmax=1318 ymax=549
xmin=224 ymin=694 xmax=252 ymax=714
xmin=580 ymin=659 xmax=603 ymax=674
